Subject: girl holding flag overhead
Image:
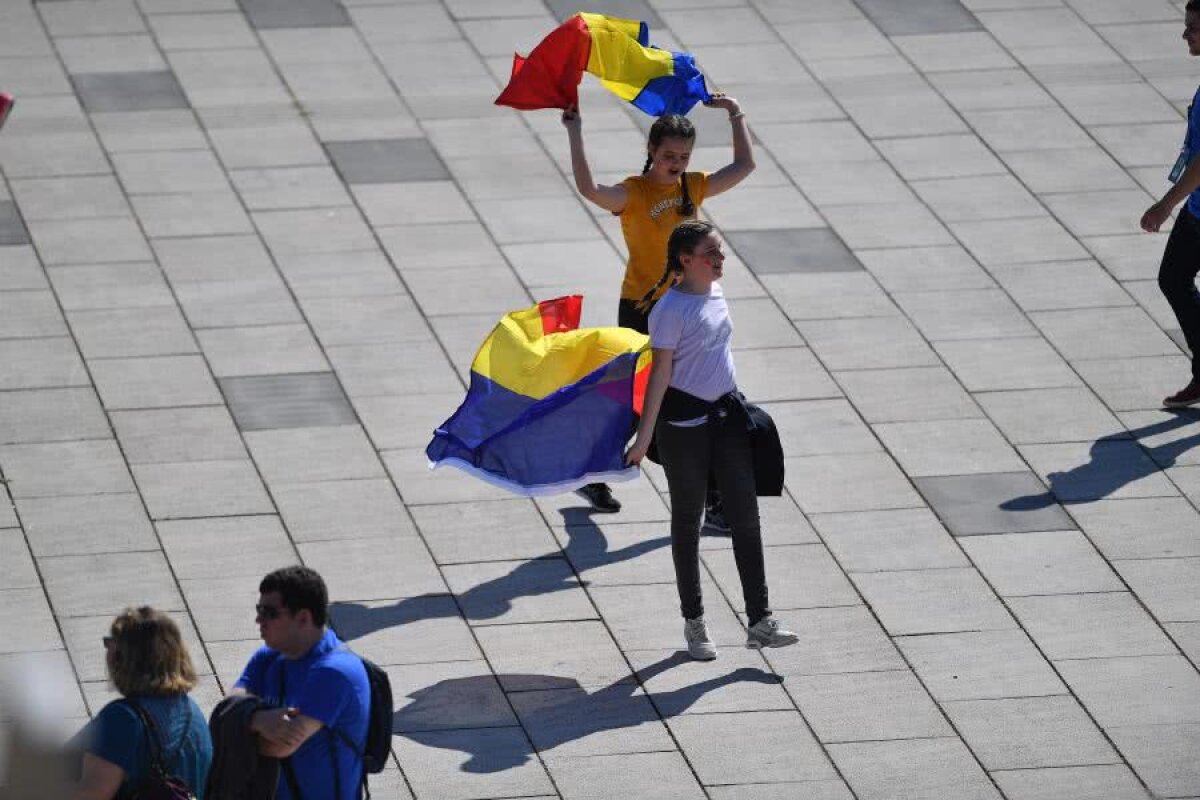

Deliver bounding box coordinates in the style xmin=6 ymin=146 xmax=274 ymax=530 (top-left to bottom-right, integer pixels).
xmin=626 ymin=220 xmax=797 ymax=660
xmin=561 ymin=93 xmax=755 ymax=519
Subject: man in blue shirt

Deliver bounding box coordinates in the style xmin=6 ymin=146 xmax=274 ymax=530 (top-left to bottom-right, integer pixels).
xmin=232 ymin=566 xmax=370 ymax=800
xmin=1142 ymin=0 xmax=1200 ymax=408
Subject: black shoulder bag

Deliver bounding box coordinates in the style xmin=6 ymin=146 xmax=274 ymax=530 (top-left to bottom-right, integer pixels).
xmin=120 ymin=699 xmax=197 ymax=800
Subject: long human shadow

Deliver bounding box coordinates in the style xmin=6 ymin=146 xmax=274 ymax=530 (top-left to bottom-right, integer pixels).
xmin=1002 ymin=410 xmax=1200 ymax=510
xmin=330 ymin=510 xmax=671 ymax=637
xmin=393 ymin=652 xmax=782 ymax=773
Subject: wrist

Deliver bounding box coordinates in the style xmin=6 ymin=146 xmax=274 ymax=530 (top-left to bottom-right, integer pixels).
xmin=728 ymin=110 xmax=744 ymax=121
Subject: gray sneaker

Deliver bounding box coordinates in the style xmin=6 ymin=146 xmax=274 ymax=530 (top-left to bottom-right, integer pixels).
xmin=684 ymin=617 xmax=717 ymax=660
xmin=746 ymin=617 xmax=798 ymax=649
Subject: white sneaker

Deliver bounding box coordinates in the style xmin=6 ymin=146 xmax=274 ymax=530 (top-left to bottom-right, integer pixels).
xmin=684 ymin=617 xmax=717 ymax=660
xmin=746 ymin=617 xmax=798 ymax=649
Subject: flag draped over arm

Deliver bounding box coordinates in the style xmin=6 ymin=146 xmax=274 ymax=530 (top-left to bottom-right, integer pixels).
xmin=495 ymin=12 xmax=711 ymax=116
xmin=425 ymin=296 xmax=651 ymax=496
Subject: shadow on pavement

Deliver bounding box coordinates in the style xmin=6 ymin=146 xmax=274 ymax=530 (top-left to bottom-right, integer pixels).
xmin=1002 ymin=410 xmax=1200 ymax=510
xmin=392 ymin=652 xmax=781 ymax=772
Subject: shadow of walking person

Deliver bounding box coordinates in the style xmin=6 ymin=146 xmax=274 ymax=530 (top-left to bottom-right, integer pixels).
xmin=393 ymin=652 xmax=780 ymax=773
xmin=330 ymin=511 xmax=671 ymax=639
xmin=1002 ymin=410 xmax=1200 ymax=510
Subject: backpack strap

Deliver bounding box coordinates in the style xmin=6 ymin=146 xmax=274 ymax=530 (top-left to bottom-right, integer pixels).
xmin=124 ymin=698 xmax=190 ymax=776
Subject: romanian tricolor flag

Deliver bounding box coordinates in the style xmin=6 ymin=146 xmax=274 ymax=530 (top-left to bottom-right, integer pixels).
xmin=426 ymin=296 xmax=652 ymax=496
xmin=495 ymin=12 xmax=711 ymax=117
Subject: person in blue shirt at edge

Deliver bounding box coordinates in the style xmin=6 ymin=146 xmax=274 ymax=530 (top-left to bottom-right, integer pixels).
xmin=232 ymin=566 xmax=370 ymax=800
xmin=73 ymin=607 xmax=212 ymax=800
xmin=1141 ymin=0 xmax=1200 ymax=408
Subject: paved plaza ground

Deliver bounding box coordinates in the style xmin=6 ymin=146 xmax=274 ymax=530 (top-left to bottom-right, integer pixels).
xmin=2 ymin=0 xmax=1200 ymax=797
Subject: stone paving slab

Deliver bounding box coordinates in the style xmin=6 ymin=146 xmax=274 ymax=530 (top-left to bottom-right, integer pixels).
xmin=3 ymin=0 xmax=1200 ymax=798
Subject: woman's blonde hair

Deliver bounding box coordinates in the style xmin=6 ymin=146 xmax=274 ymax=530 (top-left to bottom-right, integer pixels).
xmin=107 ymin=607 xmax=198 ymax=697
xmin=635 ymin=219 xmax=715 ymax=311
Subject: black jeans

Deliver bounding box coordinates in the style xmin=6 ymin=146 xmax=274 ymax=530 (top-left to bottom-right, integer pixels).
xmin=1160 ymin=205 xmax=1200 ymax=379
xmin=655 ymin=414 xmax=770 ymax=626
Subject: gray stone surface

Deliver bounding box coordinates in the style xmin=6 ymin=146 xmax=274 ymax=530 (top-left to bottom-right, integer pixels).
xmin=71 ymin=70 xmax=189 ymax=112
xmin=327 ymin=138 xmax=450 ymax=184
xmin=915 ymin=472 xmax=1076 ymax=535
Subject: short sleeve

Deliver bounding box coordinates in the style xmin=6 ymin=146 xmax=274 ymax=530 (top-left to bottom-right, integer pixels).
xmin=296 ymin=663 xmax=353 ymax=729
xmin=649 ymin=298 xmax=683 ymax=351
xmin=235 ymin=646 xmax=275 ymax=694
xmin=688 ymin=172 xmax=710 ymax=208
xmin=619 ymin=176 xmax=641 ymax=217
xmin=86 ymin=701 xmax=142 ymax=775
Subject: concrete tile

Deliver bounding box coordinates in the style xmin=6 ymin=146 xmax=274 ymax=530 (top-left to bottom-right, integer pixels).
xmin=57 ymin=34 xmax=166 ymax=74
xmin=404 ymin=264 xmax=532 ymax=316
xmin=0 ymin=439 xmax=134 ymax=499
xmin=798 ymin=316 xmax=939 ymax=371
xmin=726 ymin=228 xmax=861 ymax=274
xmin=736 ymin=348 xmax=841 ymax=402
xmin=812 ymin=508 xmax=968 ymax=572
xmin=220 ymin=372 xmax=356 ymax=433
xmin=857 ymin=0 xmax=981 ymax=34
xmin=327 ymin=341 xmax=463 ymax=397
xmin=963 ymin=105 xmax=1091 ymax=152
xmin=945 ymin=695 xmax=1118 ymax=769
xmin=130 ymin=191 xmax=253 ymax=238
xmin=149 ymin=11 xmax=257 ymax=50
xmin=963 ymin=530 xmax=1123 ymax=596
xmin=589 ymin=580 xmax=747 ymax=650
xmin=182 ymin=573 xmax=274 ymax=641
xmin=776 ymin=19 xmax=896 ymax=60
xmin=893 ymin=31 xmax=1013 ymax=71
xmin=1074 ymin=355 xmax=1192 ymax=411
xmin=197 ymin=324 xmax=329 ymax=378
xmin=0 ymin=387 xmax=109 ymax=445
xmin=47 ymin=262 xmax=172 ymax=311
xmin=952 ymin=216 xmax=1089 ymax=265
xmin=704 ymin=542 xmax=860 ymax=611
xmin=157 ymin=515 xmax=294 ymax=579
xmin=1090 ymin=122 xmax=1180 ymax=169
xmin=724 ymin=298 xmax=804 ymax=349
xmin=913 ymin=174 xmax=1042 ymax=224
xmin=1057 ymin=654 xmax=1200 ymax=728
xmin=71 ymin=70 xmax=188 ymax=113
xmin=0 ymin=648 xmax=88 ymax=718
xmin=976 ymin=387 xmax=1123 ymax=444
xmin=934 ymin=337 xmax=1081 ymax=392
xmin=853 ymin=567 xmax=1015 ymax=635
xmin=759 ymin=604 xmax=905 ymax=677
xmin=705 ymin=187 xmax=825 ymax=231
xmin=133 ymin=459 xmax=273 ymax=520
xmin=765 ymin=399 xmax=881 ymax=458
xmin=1002 ymin=146 xmax=1138 ymax=193
xmin=1019 ymin=440 xmax=1178 ymax=503
xmin=393 ymin=726 xmax=552 ymax=800
xmin=328 ymin=596 xmax=480 ymax=667
xmin=836 ymin=366 xmax=980 ymax=423
xmin=41 ymin=0 xmax=146 ymax=36
xmin=208 ymin=121 xmax=327 ymax=170
xmin=1070 ymin=497 xmax=1200 ymax=560
xmin=1105 ymin=723 xmax=1200 ymax=799
xmin=386 ymin=448 xmax=515 ymax=506
xmin=91 ymin=109 xmax=206 ymax=153
xmin=625 ymin=647 xmax=791 ymax=717
xmin=821 ymin=202 xmax=954 ymax=249
xmin=915 ymin=472 xmax=1076 ymax=535
xmin=244 ymin=424 xmax=384 ymax=484
xmin=476 ymin=620 xmax=631 ymax=691
xmin=68 ymin=306 xmax=196 ymax=359
xmin=61 ymin=611 xmax=208 ymax=685
xmin=762 ymin=272 xmax=899 ymax=320
xmin=389 ymin=659 xmax=518 ymax=733
xmin=239 ymin=0 xmax=350 ymax=29
xmin=41 ymin=550 xmax=182 ymax=617
xmin=669 ymin=710 xmax=837 ymax=785
xmin=992 ymin=259 xmax=1132 ymax=312
xmin=273 ymin=478 xmax=416 ymax=542
xmin=473 ymin=195 xmax=596 ymax=245
xmin=875 ymin=133 xmax=1004 ymax=181
xmin=829 ymin=737 xmax=1001 ymax=800
xmin=410 ymin=499 xmax=558 ymax=565
xmin=355 ymin=181 xmax=476 ymax=227
xmin=0 ymin=588 xmax=62 ymax=654
xmin=90 ymin=354 xmax=222 ymax=410
xmin=230 ymin=165 xmax=352 ymax=211
xmin=898 ymin=628 xmax=1065 ymax=701
xmin=509 ymin=684 xmax=674 ymax=758
xmin=10 ymin=176 xmax=127 ymax=223
xmin=28 ymin=216 xmax=152 ymax=265
xmin=0 ymin=529 xmax=38 ymax=590
xmin=326 ymin=138 xmax=449 ymax=184
xmin=875 ymin=418 xmax=1027 ymax=477
xmin=254 ymin=207 xmax=376 ymax=257
xmin=274 ymin=249 xmax=402 ymax=300
xmin=377 ymin=221 xmax=506 ymax=270
xmin=550 ymin=520 xmax=675 ymax=587
xmin=1041 ymin=189 xmax=1156 ymax=239
xmin=784 ymin=451 xmax=924 ymax=514
xmin=1011 ymin=592 xmax=1178 ymax=659
xmin=791 ymin=669 xmax=951 ymax=743
xmin=0 ymin=246 xmax=48 ymax=292
xmin=993 ymin=765 xmax=1151 ymax=800
xmin=0 ymin=290 xmax=67 ymax=339
xmin=298 ymin=535 xmax=446 ymax=601
xmin=112 ymin=149 xmax=229 ymax=195
xmin=1033 ymin=306 xmax=1176 ymax=360
xmin=17 ymin=493 xmax=156 ymax=557
xmin=783 ymin=160 xmax=913 ymax=206
xmin=1115 ymin=558 xmax=1200 ymax=623
xmin=444 ymin=558 xmax=596 ymax=626
xmin=175 ymin=277 xmax=302 ymax=329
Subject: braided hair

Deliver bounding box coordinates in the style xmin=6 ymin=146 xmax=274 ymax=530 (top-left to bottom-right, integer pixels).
xmin=635 ymin=220 xmax=714 ymax=312
xmin=642 ymin=114 xmax=697 ymax=217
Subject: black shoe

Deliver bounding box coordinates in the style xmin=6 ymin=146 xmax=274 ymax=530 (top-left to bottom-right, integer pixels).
xmin=703 ymin=503 xmax=731 ymax=534
xmin=574 ymin=483 xmax=621 ymax=513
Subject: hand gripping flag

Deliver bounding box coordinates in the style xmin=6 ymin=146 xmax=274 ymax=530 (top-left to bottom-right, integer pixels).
xmin=495 ymin=12 xmax=711 ymax=117
xmin=426 ymin=296 xmax=652 ymax=496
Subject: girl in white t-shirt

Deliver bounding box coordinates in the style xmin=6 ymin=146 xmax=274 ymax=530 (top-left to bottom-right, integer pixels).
xmin=626 ymin=220 xmax=797 ymax=660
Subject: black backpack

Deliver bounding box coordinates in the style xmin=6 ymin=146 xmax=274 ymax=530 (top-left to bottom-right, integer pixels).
xmin=277 ymin=650 xmax=393 ymax=800
xmin=121 ymin=699 xmax=197 ymax=800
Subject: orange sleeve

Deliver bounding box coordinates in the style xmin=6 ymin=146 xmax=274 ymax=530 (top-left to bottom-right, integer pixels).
xmin=689 ymin=172 xmax=710 ymax=210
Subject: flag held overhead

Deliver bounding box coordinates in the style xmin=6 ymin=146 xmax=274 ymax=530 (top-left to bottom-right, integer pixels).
xmin=495 ymin=12 xmax=712 ymax=117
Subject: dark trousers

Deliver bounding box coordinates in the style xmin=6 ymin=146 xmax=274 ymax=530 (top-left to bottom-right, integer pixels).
xmin=656 ymin=416 xmax=770 ymax=626
xmin=1160 ymin=206 xmax=1200 ymax=379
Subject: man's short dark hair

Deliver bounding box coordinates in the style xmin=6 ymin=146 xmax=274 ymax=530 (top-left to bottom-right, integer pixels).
xmin=1189 ymin=0 xmax=1200 ymax=13
xmin=260 ymin=565 xmax=328 ymax=627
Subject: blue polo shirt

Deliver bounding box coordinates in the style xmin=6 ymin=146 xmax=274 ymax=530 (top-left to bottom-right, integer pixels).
xmin=236 ymin=630 xmax=369 ymax=800
xmin=1186 ymin=85 xmax=1200 ymax=218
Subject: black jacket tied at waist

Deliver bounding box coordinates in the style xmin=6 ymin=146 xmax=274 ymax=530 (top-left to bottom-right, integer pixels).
xmin=657 ymin=387 xmax=785 ymax=496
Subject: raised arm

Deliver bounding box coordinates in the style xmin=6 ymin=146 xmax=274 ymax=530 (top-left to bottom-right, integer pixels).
xmin=626 ymin=349 xmax=673 ymax=465
xmin=562 ymin=104 xmax=628 ymax=213
xmin=704 ymin=94 xmax=755 ymax=199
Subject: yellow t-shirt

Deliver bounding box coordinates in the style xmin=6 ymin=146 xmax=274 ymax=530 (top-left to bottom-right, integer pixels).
xmin=618 ymin=172 xmax=709 ymax=301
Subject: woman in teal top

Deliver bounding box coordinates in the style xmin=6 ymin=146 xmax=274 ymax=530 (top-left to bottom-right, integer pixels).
xmin=74 ymin=607 xmax=212 ymax=800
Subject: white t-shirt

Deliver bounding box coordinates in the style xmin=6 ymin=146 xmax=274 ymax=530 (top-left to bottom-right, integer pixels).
xmin=648 ymin=283 xmax=736 ymax=403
